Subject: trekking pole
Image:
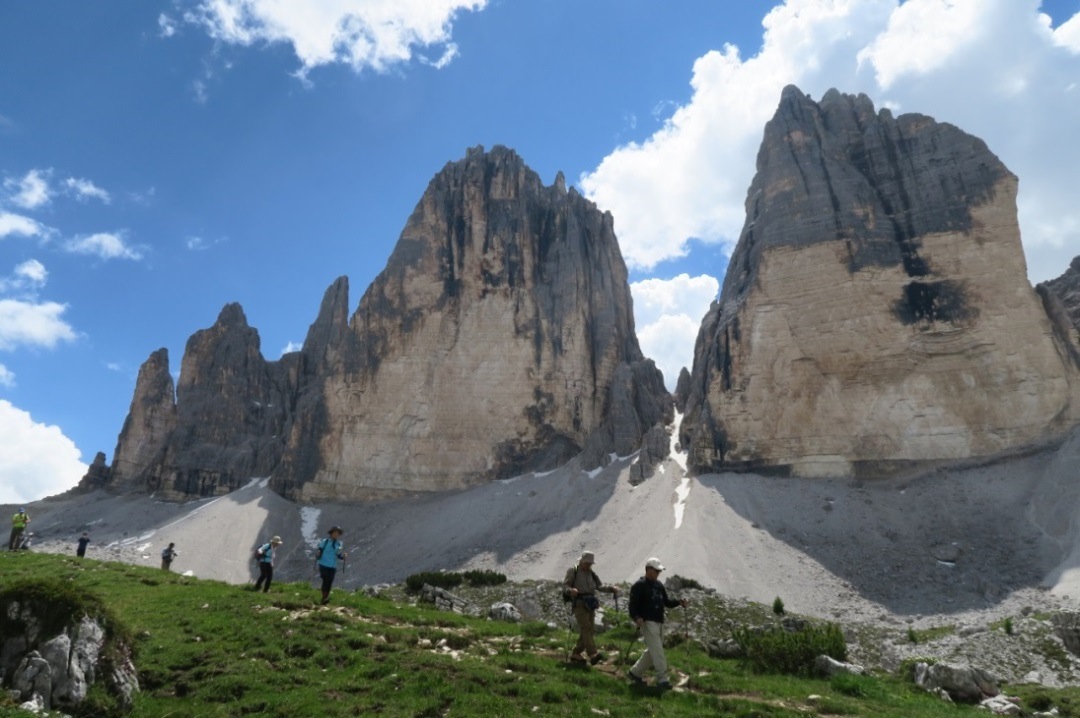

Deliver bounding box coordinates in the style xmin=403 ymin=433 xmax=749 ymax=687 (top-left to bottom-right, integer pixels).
xmin=564 ymin=606 xmax=576 ymax=662
xmin=622 ymin=623 xmax=639 ymax=666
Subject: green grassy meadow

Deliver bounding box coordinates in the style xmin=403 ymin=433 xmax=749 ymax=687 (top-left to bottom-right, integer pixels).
xmin=0 ymin=552 xmax=1074 ymax=717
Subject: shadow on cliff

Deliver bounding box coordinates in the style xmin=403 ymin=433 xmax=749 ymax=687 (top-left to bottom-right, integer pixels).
xmin=692 ymin=428 xmax=1080 ymax=617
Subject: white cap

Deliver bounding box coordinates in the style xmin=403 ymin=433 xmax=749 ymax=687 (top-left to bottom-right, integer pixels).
xmin=645 ymin=557 xmax=664 ymax=572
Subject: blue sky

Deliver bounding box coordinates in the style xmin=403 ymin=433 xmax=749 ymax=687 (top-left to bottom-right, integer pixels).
xmin=2 ymin=0 xmax=1079 ymax=503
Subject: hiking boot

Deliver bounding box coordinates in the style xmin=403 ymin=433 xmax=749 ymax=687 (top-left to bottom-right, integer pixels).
xmin=568 ymin=654 xmax=587 ymax=664
xmin=657 ymin=680 xmax=673 ymax=691
xmin=627 ymin=670 xmax=644 ymax=685
xmin=589 ymin=653 xmax=606 ymax=665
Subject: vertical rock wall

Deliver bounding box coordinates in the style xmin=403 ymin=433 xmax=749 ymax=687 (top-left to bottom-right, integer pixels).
xmin=681 ymin=86 xmax=1080 ymax=478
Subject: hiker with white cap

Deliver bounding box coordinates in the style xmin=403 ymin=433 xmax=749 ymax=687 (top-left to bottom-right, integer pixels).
xmin=626 ymin=556 xmax=688 ymax=689
xmin=253 ymin=536 xmax=283 ymax=593
xmin=562 ymin=550 xmax=620 ymax=665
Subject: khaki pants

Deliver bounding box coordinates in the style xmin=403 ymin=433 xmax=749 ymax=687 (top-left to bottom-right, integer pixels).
xmin=572 ymin=601 xmax=597 ymax=657
xmin=631 ymin=621 xmax=668 ymax=683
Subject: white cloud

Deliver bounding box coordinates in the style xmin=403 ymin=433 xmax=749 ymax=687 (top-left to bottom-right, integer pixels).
xmin=0 ymin=364 xmax=14 ymax=387
xmin=1053 ymin=11 xmax=1080 ymax=51
xmin=0 ymin=212 xmax=50 ymax=239
xmin=281 ymin=341 xmax=302 ymax=355
xmin=4 ymin=168 xmax=52 ymax=209
xmin=0 ymin=259 xmax=48 ymax=294
xmin=0 ymin=400 xmax=85 ymax=503
xmin=63 ymin=177 xmax=111 ymax=204
xmin=159 ymin=13 xmax=178 ymax=38
xmin=631 ymin=274 xmax=720 ymax=389
xmin=64 ymin=232 xmax=144 ymax=261
xmin=186 ymin=0 xmax=488 ymax=76
xmin=0 ymin=299 xmax=78 ymax=351
xmin=581 ymin=0 xmax=1080 ymax=282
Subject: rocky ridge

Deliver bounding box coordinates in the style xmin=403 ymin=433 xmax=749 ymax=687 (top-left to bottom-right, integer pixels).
xmin=99 ymin=146 xmax=671 ymax=502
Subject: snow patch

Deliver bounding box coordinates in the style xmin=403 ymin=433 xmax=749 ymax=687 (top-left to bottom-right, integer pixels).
xmin=300 ymin=506 xmax=321 ymax=546
xmin=669 ymin=410 xmax=688 ymax=473
xmin=674 ymin=477 xmax=691 ymax=529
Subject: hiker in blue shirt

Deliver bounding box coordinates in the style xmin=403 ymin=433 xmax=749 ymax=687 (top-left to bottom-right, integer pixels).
xmin=315 ymin=526 xmax=346 ymax=605
xmin=253 ymin=536 xmax=283 ymax=593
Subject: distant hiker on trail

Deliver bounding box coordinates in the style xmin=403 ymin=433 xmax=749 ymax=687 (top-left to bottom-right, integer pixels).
xmin=626 ymin=557 xmax=687 ymax=690
xmin=315 ymin=527 xmax=346 ymax=605
xmin=9 ymin=508 xmax=30 ymax=551
xmin=562 ymin=550 xmax=620 ymax=665
xmin=253 ymin=536 xmax=283 ymax=593
xmin=161 ymin=543 xmax=178 ymax=571
xmin=76 ymin=532 xmax=91 ymax=558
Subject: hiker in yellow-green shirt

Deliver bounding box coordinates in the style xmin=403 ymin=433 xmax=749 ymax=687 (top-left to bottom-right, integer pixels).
xmin=9 ymin=508 xmax=30 ymax=551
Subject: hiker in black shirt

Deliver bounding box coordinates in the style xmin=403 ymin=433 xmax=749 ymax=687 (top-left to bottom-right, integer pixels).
xmin=627 ymin=557 xmax=687 ymax=689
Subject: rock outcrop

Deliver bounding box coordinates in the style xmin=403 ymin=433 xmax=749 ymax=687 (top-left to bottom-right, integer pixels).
xmin=681 ymin=86 xmax=1080 ymax=478
xmin=0 ymin=580 xmax=139 ymax=712
xmin=107 ymin=146 xmax=671 ymax=501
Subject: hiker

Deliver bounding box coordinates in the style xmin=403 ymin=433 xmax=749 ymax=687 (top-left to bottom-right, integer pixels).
xmin=76 ymin=532 xmax=91 ymax=558
xmin=253 ymin=536 xmax=283 ymax=593
xmin=562 ymin=550 xmax=620 ymax=665
xmin=9 ymin=508 xmax=30 ymax=551
xmin=626 ymin=557 xmax=688 ymax=690
xmin=161 ymin=542 xmax=178 ymax=571
xmin=315 ymin=526 xmax=346 ymax=605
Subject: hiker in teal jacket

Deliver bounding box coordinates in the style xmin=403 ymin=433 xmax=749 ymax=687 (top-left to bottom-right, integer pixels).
xmin=315 ymin=527 xmax=346 ymax=605
xmin=254 ymin=536 xmax=282 ymax=593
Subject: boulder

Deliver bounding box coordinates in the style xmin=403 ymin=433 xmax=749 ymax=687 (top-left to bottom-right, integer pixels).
xmin=913 ymin=661 xmax=999 ymax=703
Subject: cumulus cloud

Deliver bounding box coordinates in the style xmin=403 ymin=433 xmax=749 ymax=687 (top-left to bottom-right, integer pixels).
xmin=281 ymin=341 xmax=302 ymax=355
xmin=0 ymin=211 xmax=50 ymax=239
xmin=0 ymin=259 xmax=48 ymax=294
xmin=630 ymin=274 xmax=720 ymax=389
xmin=0 ymin=299 xmax=78 ymax=351
xmin=0 ymin=364 xmax=13 ymax=388
xmin=63 ymin=177 xmax=111 ymax=204
xmin=4 ymin=169 xmax=52 ymax=210
xmin=184 ymin=0 xmax=488 ymax=76
xmin=0 ymin=400 xmax=85 ymax=503
xmin=581 ymin=0 xmax=1080 ymax=284
xmin=64 ymin=232 xmax=144 ymax=261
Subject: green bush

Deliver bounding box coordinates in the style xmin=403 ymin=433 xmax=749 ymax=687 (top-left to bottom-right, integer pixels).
xmin=1004 ymin=617 xmax=1014 ymax=635
xmin=772 ymin=596 xmax=785 ymax=615
xmin=462 ymin=570 xmax=507 ymax=587
xmin=907 ymin=627 xmax=918 ymax=644
xmin=733 ymin=622 xmax=846 ymax=675
xmin=670 ymin=574 xmax=704 ymax=590
xmin=405 ymin=571 xmax=464 ymax=592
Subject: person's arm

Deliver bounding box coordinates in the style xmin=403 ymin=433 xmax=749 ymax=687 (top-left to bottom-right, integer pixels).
xmin=563 ymin=568 xmax=578 ymax=599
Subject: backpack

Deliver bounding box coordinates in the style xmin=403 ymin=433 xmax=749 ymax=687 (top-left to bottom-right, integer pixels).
xmin=253 ymin=544 xmax=268 ymax=562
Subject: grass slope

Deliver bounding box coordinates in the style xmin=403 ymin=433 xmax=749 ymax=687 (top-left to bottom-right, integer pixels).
xmin=0 ymin=552 xmax=1072 ymax=717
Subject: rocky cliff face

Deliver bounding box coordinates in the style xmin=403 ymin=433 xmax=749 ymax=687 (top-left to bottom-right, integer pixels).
xmin=681 ymin=86 xmax=1080 ymax=478
xmin=108 ymin=146 xmax=671 ymax=501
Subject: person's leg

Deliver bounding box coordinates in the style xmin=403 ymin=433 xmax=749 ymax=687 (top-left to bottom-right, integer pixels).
xmin=319 ymin=566 xmax=336 ymax=604
xmin=571 ymin=603 xmax=590 ymax=658
xmin=642 ymin=621 xmax=668 ymax=684
xmin=255 ymin=563 xmax=267 ymax=590
xmin=9 ymin=527 xmax=20 ymax=551
xmin=630 ymin=624 xmax=655 ymax=680
xmin=263 ymin=564 xmax=273 ymax=592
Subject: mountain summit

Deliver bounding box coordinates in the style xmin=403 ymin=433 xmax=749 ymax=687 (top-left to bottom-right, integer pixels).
xmin=103 ymin=146 xmax=672 ymax=501
xmin=680 ymin=86 xmax=1080 ymax=477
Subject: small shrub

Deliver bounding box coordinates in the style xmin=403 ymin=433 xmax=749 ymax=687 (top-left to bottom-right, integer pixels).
xmin=462 ymin=570 xmax=507 ymax=587
xmin=405 ymin=571 xmax=464 ymax=592
xmin=1004 ymin=617 xmax=1014 ymax=635
xmin=898 ymin=657 xmax=937 ymax=681
xmin=772 ymin=596 xmax=785 ymax=615
xmin=734 ymin=622 xmax=846 ymax=675
xmin=907 ymin=627 xmax=918 ymax=644
xmin=670 ymin=574 xmax=704 ymax=590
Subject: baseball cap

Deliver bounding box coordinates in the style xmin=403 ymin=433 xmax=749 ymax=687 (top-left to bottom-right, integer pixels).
xmin=645 ymin=557 xmax=665 ymax=572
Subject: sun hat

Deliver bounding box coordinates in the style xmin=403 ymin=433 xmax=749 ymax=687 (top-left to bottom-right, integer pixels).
xmin=645 ymin=557 xmax=665 ymax=572
xmin=580 ymin=551 xmax=595 ymax=563
xmin=271 ymin=536 xmax=282 ymax=543
xmin=328 ymin=526 xmax=343 ymax=534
